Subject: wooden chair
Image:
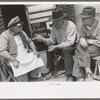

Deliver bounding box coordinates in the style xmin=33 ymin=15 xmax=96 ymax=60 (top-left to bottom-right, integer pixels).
xmin=0 ymin=56 xmax=18 ymax=82
xmin=93 ymin=56 xmax=100 ymax=81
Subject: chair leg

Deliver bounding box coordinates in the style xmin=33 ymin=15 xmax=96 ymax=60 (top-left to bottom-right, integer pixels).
xmin=93 ymin=60 xmax=100 ymax=81
xmin=0 ymin=57 xmax=18 ymax=82
xmin=93 ymin=60 xmax=98 ymax=76
xmin=6 ymin=76 xmax=11 ymax=82
xmin=0 ymin=68 xmax=7 ymax=81
xmin=6 ymin=68 xmax=18 ymax=82
xmin=3 ymin=63 xmax=18 ymax=82
xmin=98 ymin=60 xmax=100 ymax=74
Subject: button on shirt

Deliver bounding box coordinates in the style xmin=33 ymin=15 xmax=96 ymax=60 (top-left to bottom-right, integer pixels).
xmin=46 ymin=20 xmax=78 ymax=48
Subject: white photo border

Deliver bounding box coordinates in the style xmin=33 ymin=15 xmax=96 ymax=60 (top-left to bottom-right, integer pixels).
xmin=0 ymin=1 xmax=100 ymax=99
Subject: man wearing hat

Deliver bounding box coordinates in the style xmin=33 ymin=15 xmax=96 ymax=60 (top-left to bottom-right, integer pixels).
xmin=0 ymin=16 xmax=44 ymax=82
xmin=34 ymin=8 xmax=78 ymax=81
xmin=72 ymin=6 xmax=100 ymax=81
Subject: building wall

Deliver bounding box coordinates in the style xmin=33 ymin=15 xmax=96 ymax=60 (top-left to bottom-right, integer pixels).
xmin=0 ymin=7 xmax=5 ymax=34
xmin=74 ymin=4 xmax=100 ymax=31
xmin=57 ymin=4 xmax=75 ymax=23
xmin=0 ymin=4 xmax=76 ymax=35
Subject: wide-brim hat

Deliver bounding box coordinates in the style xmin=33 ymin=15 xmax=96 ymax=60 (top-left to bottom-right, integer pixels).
xmin=52 ymin=8 xmax=65 ymax=22
xmin=79 ymin=6 xmax=100 ymax=19
xmin=8 ymin=16 xmax=24 ymax=28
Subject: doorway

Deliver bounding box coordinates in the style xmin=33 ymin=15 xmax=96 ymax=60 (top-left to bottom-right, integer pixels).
xmin=1 ymin=5 xmax=31 ymax=37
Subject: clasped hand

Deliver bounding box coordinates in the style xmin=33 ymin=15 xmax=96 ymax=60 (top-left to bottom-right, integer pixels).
xmin=48 ymin=45 xmax=58 ymax=52
xmin=33 ymin=50 xmax=40 ymax=58
xmin=12 ymin=60 xmax=19 ymax=69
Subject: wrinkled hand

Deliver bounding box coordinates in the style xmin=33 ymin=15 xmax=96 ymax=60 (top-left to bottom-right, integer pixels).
xmin=10 ymin=57 xmax=19 ymax=68
xmin=33 ymin=50 xmax=40 ymax=58
xmin=48 ymin=45 xmax=58 ymax=52
xmin=12 ymin=60 xmax=19 ymax=68
xmin=33 ymin=34 xmax=44 ymax=42
xmin=80 ymin=37 xmax=88 ymax=48
xmin=87 ymin=39 xmax=97 ymax=44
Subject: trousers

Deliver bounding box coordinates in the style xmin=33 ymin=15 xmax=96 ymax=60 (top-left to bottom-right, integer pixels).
xmin=46 ymin=45 xmax=76 ymax=75
xmin=16 ymin=67 xmax=41 ymax=82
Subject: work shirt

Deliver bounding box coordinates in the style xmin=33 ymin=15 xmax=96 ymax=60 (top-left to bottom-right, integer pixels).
xmin=45 ymin=20 xmax=78 ymax=48
xmin=79 ymin=19 xmax=100 ymax=57
xmin=80 ymin=19 xmax=100 ymax=47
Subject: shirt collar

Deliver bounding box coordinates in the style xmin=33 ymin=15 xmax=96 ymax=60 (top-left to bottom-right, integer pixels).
xmin=9 ymin=28 xmax=15 ymax=36
xmin=9 ymin=28 xmax=20 ymax=36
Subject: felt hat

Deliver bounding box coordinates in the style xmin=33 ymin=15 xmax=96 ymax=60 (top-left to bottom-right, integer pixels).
xmin=52 ymin=8 xmax=65 ymax=22
xmin=79 ymin=6 xmax=100 ymax=18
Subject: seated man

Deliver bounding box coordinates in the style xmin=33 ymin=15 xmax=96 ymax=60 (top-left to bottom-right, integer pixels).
xmin=0 ymin=16 xmax=44 ymax=82
xmin=34 ymin=8 xmax=78 ymax=81
xmin=73 ymin=6 xmax=100 ymax=81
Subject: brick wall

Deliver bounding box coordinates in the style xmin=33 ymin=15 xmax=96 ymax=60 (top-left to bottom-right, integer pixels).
xmin=56 ymin=5 xmax=75 ymax=23
xmin=0 ymin=7 xmax=5 ymax=34
xmin=0 ymin=5 xmax=75 ymax=34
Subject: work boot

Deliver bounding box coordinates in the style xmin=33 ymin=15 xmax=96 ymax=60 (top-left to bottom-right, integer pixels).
xmin=66 ymin=74 xmax=75 ymax=82
xmin=77 ymin=77 xmax=85 ymax=82
xmin=67 ymin=77 xmax=73 ymax=81
xmin=43 ymin=67 xmax=58 ymax=80
xmin=85 ymin=72 xmax=93 ymax=81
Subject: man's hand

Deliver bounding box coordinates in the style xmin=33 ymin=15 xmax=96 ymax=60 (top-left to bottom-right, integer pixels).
xmin=80 ymin=37 xmax=88 ymax=48
xmin=33 ymin=50 xmax=40 ymax=58
xmin=48 ymin=45 xmax=58 ymax=52
xmin=33 ymin=34 xmax=44 ymax=42
xmin=12 ymin=60 xmax=19 ymax=68
xmin=10 ymin=57 xmax=19 ymax=68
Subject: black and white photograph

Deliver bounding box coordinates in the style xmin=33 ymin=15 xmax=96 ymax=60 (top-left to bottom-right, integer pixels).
xmin=0 ymin=2 xmax=100 ymax=98
xmin=0 ymin=3 xmax=100 ymax=82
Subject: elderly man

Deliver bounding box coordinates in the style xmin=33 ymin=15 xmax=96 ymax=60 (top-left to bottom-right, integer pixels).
xmin=0 ymin=16 xmax=44 ymax=82
xmin=73 ymin=6 xmax=100 ymax=81
xmin=34 ymin=8 xmax=78 ymax=81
